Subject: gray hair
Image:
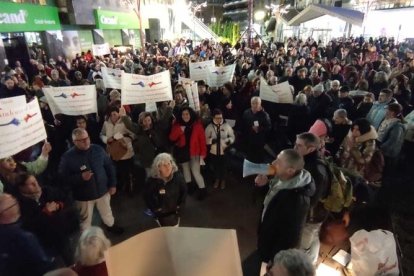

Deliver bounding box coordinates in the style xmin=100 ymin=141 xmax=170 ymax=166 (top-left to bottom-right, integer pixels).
xmin=72 ymin=128 xmax=88 ymax=141
xmin=150 ymin=153 xmax=179 ymax=179
xmin=374 ymin=71 xmax=389 ymax=83
xmin=294 ymin=93 xmax=307 ymax=106
xmin=75 ymin=226 xmax=111 ymax=266
xmin=251 ymin=96 xmax=261 ymax=104
xmin=334 ymin=108 xmax=348 ymax=119
xmin=331 ymin=80 xmax=340 ymax=87
xmin=280 ymin=149 xmax=304 ymax=171
xmin=272 ymin=249 xmax=315 ymax=276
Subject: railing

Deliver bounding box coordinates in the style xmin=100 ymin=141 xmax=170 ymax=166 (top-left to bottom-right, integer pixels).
xmin=179 ymin=12 xmax=220 ymax=41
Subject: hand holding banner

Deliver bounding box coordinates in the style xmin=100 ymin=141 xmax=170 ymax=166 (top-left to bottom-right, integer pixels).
xmin=43 ymin=85 xmax=98 ymax=116
xmin=101 ymin=67 xmax=122 ymax=89
xmin=121 ymin=71 xmax=173 ymax=105
xmin=0 ymin=97 xmax=47 ymax=159
xmin=259 ymin=78 xmax=293 ymax=104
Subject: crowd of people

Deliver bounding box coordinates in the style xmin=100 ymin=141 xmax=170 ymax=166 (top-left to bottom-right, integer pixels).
xmin=1 ymin=34 xmax=414 ymax=275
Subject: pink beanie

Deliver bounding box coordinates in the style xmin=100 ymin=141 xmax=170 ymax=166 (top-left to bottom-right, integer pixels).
xmin=309 ymin=119 xmax=328 ymax=137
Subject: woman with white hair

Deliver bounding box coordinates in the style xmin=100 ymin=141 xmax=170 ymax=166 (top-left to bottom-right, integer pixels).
xmin=144 ymin=153 xmax=187 ymax=226
xmin=72 ymin=226 xmax=110 ymax=276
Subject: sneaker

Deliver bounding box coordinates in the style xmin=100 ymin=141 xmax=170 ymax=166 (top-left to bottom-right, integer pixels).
xmin=106 ymin=224 xmax=124 ymax=235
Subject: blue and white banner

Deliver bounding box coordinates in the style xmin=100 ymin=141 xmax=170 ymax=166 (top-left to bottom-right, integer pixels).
xmin=101 ymin=67 xmax=122 ymax=89
xmin=189 ymin=60 xmax=215 ymax=82
xmin=0 ymin=96 xmax=47 ymax=159
xmin=43 ymin=85 xmax=98 ymax=116
xmin=259 ymin=78 xmax=293 ymax=104
xmin=208 ymin=64 xmax=236 ymax=87
xmin=121 ymin=71 xmax=173 ymax=105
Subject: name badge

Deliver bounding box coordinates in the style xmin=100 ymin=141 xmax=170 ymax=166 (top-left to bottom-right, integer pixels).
xmin=159 ymin=189 xmax=166 ymax=195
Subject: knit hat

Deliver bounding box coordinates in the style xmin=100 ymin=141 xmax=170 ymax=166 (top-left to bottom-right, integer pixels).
xmin=309 ymin=119 xmax=328 ymax=137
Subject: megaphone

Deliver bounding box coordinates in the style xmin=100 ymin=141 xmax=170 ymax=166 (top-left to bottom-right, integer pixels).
xmin=242 ymin=159 xmax=277 ymax=178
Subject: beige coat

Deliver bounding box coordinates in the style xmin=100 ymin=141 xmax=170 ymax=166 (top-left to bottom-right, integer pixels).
xmin=101 ymin=117 xmax=136 ymax=160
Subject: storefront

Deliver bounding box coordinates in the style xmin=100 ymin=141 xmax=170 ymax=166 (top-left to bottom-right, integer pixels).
xmin=94 ymin=9 xmax=144 ymax=51
xmin=0 ymin=1 xmax=61 ymax=71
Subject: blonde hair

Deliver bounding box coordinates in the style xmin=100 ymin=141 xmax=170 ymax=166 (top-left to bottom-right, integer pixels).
xmin=75 ymin=227 xmax=111 ymax=266
xmin=150 ymin=153 xmax=179 ymax=179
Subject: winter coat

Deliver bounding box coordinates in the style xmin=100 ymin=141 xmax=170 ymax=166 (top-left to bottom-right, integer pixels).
xmin=366 ymin=99 xmax=397 ymax=130
xmin=308 ymin=92 xmax=332 ymax=121
xmin=287 ymin=105 xmax=312 ymax=143
xmin=377 ymin=118 xmax=407 ymax=158
xmin=258 ymin=170 xmax=315 ymax=262
xmin=205 ymin=122 xmax=235 ymax=156
xmin=122 ymin=116 xmax=169 ymax=168
xmin=100 ymin=117 xmax=135 ymax=160
xmin=404 ymin=110 xmax=414 ymax=143
xmin=339 ymin=126 xmax=378 ymax=178
xmin=144 ymin=171 xmax=187 ymax=226
xmin=59 ymin=145 xmax=116 ymax=201
xmin=169 ymin=120 xmax=207 ymax=163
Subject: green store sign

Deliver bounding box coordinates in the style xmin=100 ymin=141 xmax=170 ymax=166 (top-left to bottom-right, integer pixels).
xmin=0 ymin=2 xmax=61 ymax=32
xmin=95 ymin=9 xmax=140 ymax=30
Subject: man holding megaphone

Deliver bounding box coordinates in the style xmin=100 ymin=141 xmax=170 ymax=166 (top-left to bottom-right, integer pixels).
xmin=248 ymin=149 xmax=315 ymax=273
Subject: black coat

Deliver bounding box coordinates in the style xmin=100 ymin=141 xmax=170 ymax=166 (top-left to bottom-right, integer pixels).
xmin=287 ymin=105 xmax=312 ymax=143
xmin=258 ymin=176 xmax=315 ymax=262
xmin=144 ymin=171 xmax=187 ymax=226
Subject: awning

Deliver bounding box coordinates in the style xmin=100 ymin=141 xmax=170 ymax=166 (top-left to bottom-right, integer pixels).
xmin=288 ymin=4 xmax=365 ymax=26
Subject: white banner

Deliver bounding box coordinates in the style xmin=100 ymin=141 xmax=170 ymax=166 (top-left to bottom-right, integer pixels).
xmin=0 ymin=97 xmax=47 ymax=159
xmin=101 ymin=67 xmax=122 ymax=89
xmin=145 ymin=102 xmax=158 ymax=112
xmin=208 ymin=64 xmax=236 ymax=88
xmin=179 ymin=76 xmax=200 ymax=111
xmin=43 ymin=85 xmax=98 ymax=116
xmin=92 ymin=43 xmax=110 ymax=56
xmin=189 ymin=60 xmax=215 ymax=82
xmin=121 ymin=71 xmax=173 ymax=105
xmin=259 ymin=78 xmax=293 ymax=104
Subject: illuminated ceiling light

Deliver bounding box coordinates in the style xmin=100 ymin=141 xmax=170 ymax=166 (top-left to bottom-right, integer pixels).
xmin=254 ymin=10 xmax=266 ymax=21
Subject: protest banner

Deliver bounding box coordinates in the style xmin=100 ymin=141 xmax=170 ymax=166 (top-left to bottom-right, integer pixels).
xmin=101 ymin=67 xmax=122 ymax=89
xmin=179 ymin=76 xmax=200 ymax=111
xmin=208 ymin=64 xmax=236 ymax=87
xmin=259 ymin=78 xmax=293 ymax=104
xmin=0 ymin=97 xmax=47 ymax=159
xmin=121 ymin=70 xmax=173 ymax=105
xmin=92 ymin=43 xmax=110 ymax=56
xmin=105 ymin=227 xmax=242 ymax=276
xmin=145 ymin=102 xmax=157 ymax=112
xmin=189 ymin=60 xmax=215 ymax=82
xmin=43 ymin=85 xmax=98 ymax=116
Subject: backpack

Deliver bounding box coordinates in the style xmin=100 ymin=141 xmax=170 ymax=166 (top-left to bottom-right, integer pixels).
xmin=318 ymin=159 xmax=354 ymax=213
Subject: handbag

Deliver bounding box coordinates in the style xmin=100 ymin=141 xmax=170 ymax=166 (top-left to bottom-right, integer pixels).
xmin=107 ymin=139 xmax=128 ymax=161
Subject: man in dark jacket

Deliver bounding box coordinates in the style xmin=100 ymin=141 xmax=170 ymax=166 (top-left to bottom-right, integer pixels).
xmin=308 ymin=84 xmax=332 ymax=123
xmin=294 ymin=133 xmax=330 ymax=264
xmin=59 ymin=128 xmax=123 ymax=234
xmin=0 ymin=193 xmax=55 ymax=276
xmin=254 ymin=149 xmax=315 ymax=263
xmin=240 ymin=96 xmax=271 ymax=163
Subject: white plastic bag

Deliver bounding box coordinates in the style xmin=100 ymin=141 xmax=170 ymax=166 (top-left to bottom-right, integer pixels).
xmin=350 ymin=229 xmax=399 ymax=276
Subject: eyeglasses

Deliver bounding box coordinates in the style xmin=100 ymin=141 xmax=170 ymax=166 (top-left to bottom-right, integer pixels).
xmin=74 ymin=136 xmax=90 ymax=143
xmin=0 ymin=200 xmax=18 ymax=215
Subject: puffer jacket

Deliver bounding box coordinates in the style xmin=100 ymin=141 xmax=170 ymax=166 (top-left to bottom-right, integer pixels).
xmin=339 ymin=126 xmax=378 ymax=177
xmin=377 ymin=118 xmax=407 ymax=158
xmin=100 ymin=117 xmax=136 ymax=160
xmin=169 ymin=120 xmax=207 ymax=159
xmin=205 ymin=122 xmax=235 ymax=156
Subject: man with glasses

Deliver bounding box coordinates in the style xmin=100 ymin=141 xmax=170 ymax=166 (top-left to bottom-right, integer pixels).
xmin=0 ymin=193 xmax=54 ymax=275
xmin=59 ymin=128 xmax=123 ymax=234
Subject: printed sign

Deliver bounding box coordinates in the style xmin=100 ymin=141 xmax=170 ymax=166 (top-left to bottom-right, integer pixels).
xmin=259 ymin=78 xmax=293 ymax=104
xmin=0 ymin=97 xmax=47 ymax=159
xmin=43 ymin=85 xmax=98 ymax=116
xmin=101 ymin=67 xmax=122 ymax=89
xmin=189 ymin=60 xmax=215 ymax=82
xmin=208 ymin=64 xmax=236 ymax=87
xmin=121 ymin=71 xmax=173 ymax=105
xmin=179 ymin=76 xmax=200 ymax=111
xmin=92 ymin=43 xmax=110 ymax=56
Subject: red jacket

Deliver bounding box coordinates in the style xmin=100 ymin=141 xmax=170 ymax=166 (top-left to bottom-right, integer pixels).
xmin=169 ymin=120 xmax=207 ymax=158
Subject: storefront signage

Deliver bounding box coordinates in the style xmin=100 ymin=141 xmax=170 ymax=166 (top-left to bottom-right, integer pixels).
xmin=0 ymin=2 xmax=60 ymax=32
xmin=95 ymin=9 xmax=140 ymax=30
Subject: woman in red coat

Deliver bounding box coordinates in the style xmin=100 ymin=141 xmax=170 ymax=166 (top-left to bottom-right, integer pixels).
xmin=169 ymin=107 xmax=207 ymax=200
